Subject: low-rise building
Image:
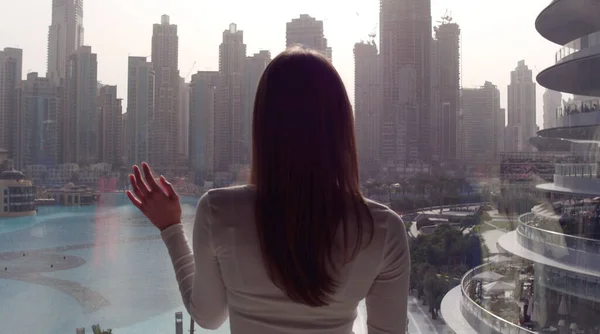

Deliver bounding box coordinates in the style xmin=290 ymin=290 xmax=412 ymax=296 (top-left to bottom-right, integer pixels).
xmin=0 ymin=169 xmax=36 ymax=217
xmin=46 ymin=183 xmax=99 ymax=206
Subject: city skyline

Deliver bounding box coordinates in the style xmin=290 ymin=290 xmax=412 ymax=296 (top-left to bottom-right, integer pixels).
xmin=2 ymin=0 xmax=558 ymax=126
xmin=2 ymin=0 xmax=600 ymax=332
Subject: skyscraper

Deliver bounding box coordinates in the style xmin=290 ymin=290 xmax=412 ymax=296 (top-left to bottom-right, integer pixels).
xmin=543 ymin=89 xmax=562 ymax=129
xmin=15 ymin=72 xmax=62 ymax=169
xmin=177 ymin=77 xmax=190 ymax=157
xmin=507 ymin=60 xmax=536 ymax=152
xmin=150 ymin=15 xmax=179 ymax=173
xmin=122 ymin=112 xmax=128 ymax=166
xmin=286 ymin=14 xmax=332 ymax=61
xmin=189 ymin=71 xmax=218 ymax=184
xmin=354 ymin=40 xmax=381 ymax=177
xmin=431 ymin=20 xmax=460 ymax=162
xmin=460 ymin=81 xmax=502 ymax=164
xmin=0 ymin=48 xmax=22 ymax=162
xmin=64 ymin=46 xmax=97 ymax=164
xmin=243 ymin=50 xmax=271 ymax=164
xmin=215 ymin=23 xmax=246 ymax=173
xmin=496 ymin=108 xmax=506 ymax=154
xmin=98 ymin=85 xmax=122 ymax=164
xmin=126 ymin=56 xmax=155 ymax=167
xmin=47 ymin=0 xmax=84 ymax=84
xmin=380 ymin=0 xmax=432 ymax=166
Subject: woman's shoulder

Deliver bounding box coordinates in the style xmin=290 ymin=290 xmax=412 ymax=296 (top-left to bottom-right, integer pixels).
xmin=363 ymin=198 xmax=405 ymax=230
xmin=199 ymin=185 xmax=255 ymax=212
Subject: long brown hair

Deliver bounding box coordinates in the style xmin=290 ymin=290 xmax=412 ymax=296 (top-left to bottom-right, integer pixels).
xmin=251 ymin=48 xmax=374 ymax=307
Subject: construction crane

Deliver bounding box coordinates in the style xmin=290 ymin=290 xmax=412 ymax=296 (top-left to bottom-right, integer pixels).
xmin=437 ymin=9 xmax=453 ymax=25
xmin=184 ymin=61 xmax=196 ymax=81
xmin=354 ymin=11 xmax=377 ymax=44
xmin=368 ymin=23 xmax=378 ymax=44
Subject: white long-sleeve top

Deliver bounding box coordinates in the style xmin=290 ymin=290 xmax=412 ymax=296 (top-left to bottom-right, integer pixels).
xmin=161 ymin=185 xmax=410 ymax=334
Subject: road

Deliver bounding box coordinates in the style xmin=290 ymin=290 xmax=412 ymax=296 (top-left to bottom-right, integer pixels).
xmin=407 ymin=295 xmax=452 ymax=334
xmin=356 ymin=295 xmax=451 ymax=334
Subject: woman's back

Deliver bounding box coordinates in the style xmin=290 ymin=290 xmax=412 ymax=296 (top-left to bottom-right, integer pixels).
xmin=164 ymin=185 xmax=409 ymax=333
xmin=158 ymin=48 xmax=410 ymax=334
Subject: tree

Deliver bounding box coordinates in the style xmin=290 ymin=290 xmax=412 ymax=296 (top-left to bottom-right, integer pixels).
xmin=408 ymin=220 xmax=485 ymax=318
xmin=423 ymin=269 xmax=447 ymax=319
xmin=91 ymin=324 xmax=113 ymax=334
xmin=410 ymin=262 xmax=433 ymax=299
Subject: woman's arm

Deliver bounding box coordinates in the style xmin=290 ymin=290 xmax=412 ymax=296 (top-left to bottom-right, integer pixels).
xmin=161 ymin=192 xmax=229 ymax=329
xmin=365 ymin=211 xmax=411 ymax=334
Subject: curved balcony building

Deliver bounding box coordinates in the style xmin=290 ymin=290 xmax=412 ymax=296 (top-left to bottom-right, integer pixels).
xmin=443 ymin=183 xmax=600 ymax=333
xmin=536 ymin=0 xmax=600 ymax=96
xmin=443 ymin=2 xmax=600 ymax=333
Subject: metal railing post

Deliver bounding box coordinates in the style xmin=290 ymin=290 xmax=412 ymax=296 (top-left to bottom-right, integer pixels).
xmin=175 ymin=311 xmax=183 ymax=334
xmin=190 ymin=318 xmax=195 ymax=333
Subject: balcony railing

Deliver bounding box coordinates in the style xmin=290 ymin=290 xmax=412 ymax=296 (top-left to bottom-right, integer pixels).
xmin=555 ymin=163 xmax=597 ymax=178
xmin=555 ymin=98 xmax=600 ymax=119
xmin=555 ymin=30 xmax=600 ymax=64
xmin=460 ymin=263 xmax=535 ymax=334
xmin=517 ymin=213 xmax=600 ymax=272
xmin=537 ymin=263 xmax=600 ymax=303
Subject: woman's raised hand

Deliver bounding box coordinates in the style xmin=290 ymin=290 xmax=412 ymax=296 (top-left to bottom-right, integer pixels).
xmin=126 ymin=162 xmax=182 ymax=231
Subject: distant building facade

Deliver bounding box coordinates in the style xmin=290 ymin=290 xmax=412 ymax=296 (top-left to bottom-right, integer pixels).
xmin=189 ymin=71 xmax=219 ymax=184
xmin=15 ymin=72 xmax=62 ymax=169
xmin=354 ymin=40 xmax=381 ymax=177
xmin=98 ymin=85 xmax=122 ymax=164
xmin=543 ymin=89 xmax=562 ymax=129
xmin=46 ymin=0 xmax=84 ymax=84
xmin=243 ymin=51 xmax=271 ymax=164
xmin=177 ymin=77 xmax=190 ymax=158
xmin=126 ymin=56 xmax=155 ymax=167
xmin=286 ymin=14 xmax=332 ymax=61
xmin=460 ymin=81 xmax=502 ymax=164
xmin=0 ymin=48 xmax=23 ymax=164
xmin=64 ymin=46 xmax=98 ymax=164
xmin=431 ymin=21 xmax=460 ymax=162
xmin=507 ymin=60 xmax=537 ymax=152
xmin=150 ymin=15 xmax=179 ymax=173
xmin=380 ymin=0 xmax=432 ymax=166
xmin=215 ymin=23 xmax=246 ymax=173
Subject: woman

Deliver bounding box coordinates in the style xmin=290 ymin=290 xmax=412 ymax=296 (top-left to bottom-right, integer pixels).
xmin=127 ymin=48 xmax=410 ymax=333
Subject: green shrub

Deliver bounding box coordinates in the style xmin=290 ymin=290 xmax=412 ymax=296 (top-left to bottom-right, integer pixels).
xmin=91 ymin=324 xmax=113 ymax=334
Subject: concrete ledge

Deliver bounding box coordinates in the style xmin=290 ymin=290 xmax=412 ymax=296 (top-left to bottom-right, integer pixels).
xmin=440 ymin=285 xmax=478 ymax=334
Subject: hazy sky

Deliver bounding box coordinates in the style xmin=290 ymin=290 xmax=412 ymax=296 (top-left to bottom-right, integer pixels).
xmin=1 ymin=0 xmax=557 ymax=126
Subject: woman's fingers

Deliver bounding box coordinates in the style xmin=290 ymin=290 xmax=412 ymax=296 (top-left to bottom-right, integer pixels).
xmin=133 ymin=165 xmax=150 ymax=195
xmin=129 ymin=174 xmax=145 ymax=200
xmin=142 ymin=162 xmax=164 ymax=194
xmin=160 ymin=176 xmax=179 ymax=200
xmin=126 ymin=190 xmax=143 ymax=209
xmin=129 ymin=172 xmax=137 ymax=189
